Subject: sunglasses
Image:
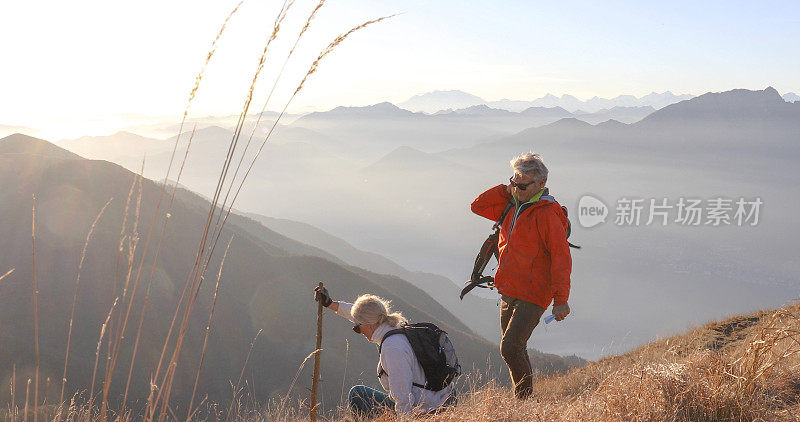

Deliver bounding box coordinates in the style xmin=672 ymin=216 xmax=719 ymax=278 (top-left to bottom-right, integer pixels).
xmin=353 ymin=323 xmax=362 ymax=334
xmin=509 ymin=177 xmax=536 ymax=191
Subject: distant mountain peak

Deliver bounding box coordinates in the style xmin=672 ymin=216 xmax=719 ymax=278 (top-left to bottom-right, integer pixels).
xmin=321 ymin=102 xmax=413 ymax=117
xmin=399 ymin=90 xmax=485 ymax=113
xmin=596 ymin=119 xmax=627 ymax=128
xmin=370 ymin=101 xmax=404 ymax=111
xmin=0 ymin=133 xmax=81 ymax=159
xmin=363 ymin=145 xmax=472 ymax=174
xmin=542 ymin=117 xmax=593 ymax=130
xmin=78 ymin=131 xmax=155 ymax=142
xmin=698 ymin=86 xmax=784 ymax=103
xmin=175 ymin=125 xmax=232 ymax=140
xmin=520 ymin=106 xmax=571 ymax=116
xmin=420 ymin=89 xmax=480 ymax=97
xmin=638 ymin=87 xmax=796 ymax=126
xmin=783 ymin=92 xmax=800 ymax=103
xmin=763 ymin=86 xmax=781 ymax=99
xmin=451 ymin=104 xmax=513 ymax=116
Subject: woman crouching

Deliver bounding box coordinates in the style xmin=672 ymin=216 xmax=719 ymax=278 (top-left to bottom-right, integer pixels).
xmin=314 ymin=286 xmax=457 ymax=418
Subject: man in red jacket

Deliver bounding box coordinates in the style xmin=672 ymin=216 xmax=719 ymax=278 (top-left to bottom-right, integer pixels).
xmin=471 ymin=152 xmax=572 ymax=399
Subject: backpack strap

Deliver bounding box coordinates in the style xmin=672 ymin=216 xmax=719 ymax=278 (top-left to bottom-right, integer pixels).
xmin=560 ymin=205 xmax=581 ymax=249
xmin=378 ymin=328 xmax=404 ymax=354
xmin=492 ymin=199 xmax=515 ymax=231
xmin=377 ymin=327 xmax=426 ymax=389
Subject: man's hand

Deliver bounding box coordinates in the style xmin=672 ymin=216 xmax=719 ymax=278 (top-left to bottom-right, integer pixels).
xmin=314 ymin=285 xmax=333 ymax=307
xmin=552 ymin=303 xmax=570 ymax=321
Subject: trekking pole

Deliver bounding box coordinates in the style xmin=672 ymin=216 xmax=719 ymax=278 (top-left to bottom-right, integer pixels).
xmin=310 ymin=281 xmax=323 ymax=421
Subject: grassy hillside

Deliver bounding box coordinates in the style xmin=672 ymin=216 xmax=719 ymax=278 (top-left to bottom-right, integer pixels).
xmin=212 ymin=301 xmax=799 ymax=421
xmin=4 ymin=293 xmax=796 ymax=420
xmin=365 ymin=301 xmax=799 ymax=421
xmin=0 ymin=134 xmax=582 ymax=418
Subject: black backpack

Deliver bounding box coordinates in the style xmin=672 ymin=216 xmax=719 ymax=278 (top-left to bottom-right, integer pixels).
xmin=377 ymin=322 xmax=461 ymax=392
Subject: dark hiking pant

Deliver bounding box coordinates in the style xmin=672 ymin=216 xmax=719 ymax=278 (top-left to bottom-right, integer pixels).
xmin=500 ymin=294 xmax=545 ymax=399
xmin=348 ymin=385 xmax=394 ymax=419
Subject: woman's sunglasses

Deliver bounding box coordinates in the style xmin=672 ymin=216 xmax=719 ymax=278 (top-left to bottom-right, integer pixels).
xmin=509 ymin=177 xmax=536 ymax=191
xmin=353 ymin=323 xmax=362 ymax=334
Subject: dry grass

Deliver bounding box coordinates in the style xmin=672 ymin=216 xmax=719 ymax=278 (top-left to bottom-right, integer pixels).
xmin=18 ymin=302 xmax=794 ymax=421
xmin=0 ymin=268 xmax=14 ymax=284
xmin=31 ymin=195 xmax=40 ymax=422
xmin=187 ymin=235 xmax=234 ymax=419
xmin=1 ymin=4 xmax=399 ymax=421
xmin=219 ymin=302 xmax=800 ymax=422
xmin=395 ymin=303 xmax=800 ymax=422
xmin=61 ymin=199 xmax=113 ymax=406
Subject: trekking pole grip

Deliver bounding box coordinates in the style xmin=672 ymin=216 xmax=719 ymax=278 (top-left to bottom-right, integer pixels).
xmin=310 ymin=282 xmax=324 ymax=421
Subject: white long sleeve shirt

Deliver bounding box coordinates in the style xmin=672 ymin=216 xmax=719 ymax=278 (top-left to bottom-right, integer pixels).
xmin=335 ymin=301 xmax=455 ymax=414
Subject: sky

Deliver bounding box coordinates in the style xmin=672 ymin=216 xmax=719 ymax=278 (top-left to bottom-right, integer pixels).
xmin=2 ymin=0 xmax=799 ymax=139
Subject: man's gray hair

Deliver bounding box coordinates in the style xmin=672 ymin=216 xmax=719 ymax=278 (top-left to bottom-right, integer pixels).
xmin=510 ymin=152 xmax=548 ymax=181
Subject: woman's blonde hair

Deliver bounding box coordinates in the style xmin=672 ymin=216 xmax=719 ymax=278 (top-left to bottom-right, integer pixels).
xmin=351 ymin=294 xmax=407 ymax=327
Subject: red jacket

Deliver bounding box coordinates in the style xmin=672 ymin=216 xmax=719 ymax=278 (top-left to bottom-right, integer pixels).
xmin=471 ymin=184 xmax=572 ymax=309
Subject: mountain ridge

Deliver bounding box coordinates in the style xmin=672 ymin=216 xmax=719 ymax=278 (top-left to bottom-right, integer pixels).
xmin=398 ymin=90 xmax=696 ymax=113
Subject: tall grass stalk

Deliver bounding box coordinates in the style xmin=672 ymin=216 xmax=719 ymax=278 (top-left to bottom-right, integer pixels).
xmin=123 ymin=124 xmax=198 ymax=414
xmin=138 ymin=2 xmax=249 ymax=416
xmin=212 ymin=0 xmax=325 ymax=247
xmin=224 ymin=329 xmax=262 ymax=422
xmin=188 ymin=0 xmax=296 ymax=334
xmin=11 ymin=364 xmax=16 ymax=419
xmin=60 ymin=198 xmax=113 ymax=407
xmin=43 ymin=377 xmax=49 ymax=418
xmin=100 ymin=168 xmax=143 ymax=421
xmin=133 ymin=12 xmax=243 ymax=408
xmin=4 ymin=7 xmax=395 ymax=422
xmin=208 ymin=15 xmax=396 ymax=271
xmin=198 ymin=2 xmax=331 ymax=332
xmin=279 ymin=349 xmax=321 ymax=418
xmin=151 ymin=3 xmax=296 ymax=418
xmin=192 ymin=32 xmax=398 ymax=407
xmin=137 ymin=4 xmax=244 ymax=402
xmin=141 ymin=128 xmax=202 ymax=420
xmin=152 ymin=14 xmax=394 ymax=421
xmin=0 ymin=267 xmax=12 ymax=312
xmin=0 ymin=268 xmax=13 ymax=284
xmin=122 ymin=3 xmax=245 ymax=403
xmin=23 ymin=378 xmax=30 ymax=422
xmin=89 ymin=298 xmax=118 ymax=414
xmin=31 ymin=195 xmax=39 ymax=422
xmin=105 ymin=170 xmax=139 ymax=395
xmin=187 ymin=235 xmax=234 ymax=420
xmin=340 ymin=340 xmax=349 ymax=404
xmin=240 ymin=0 xmax=327 ymax=164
